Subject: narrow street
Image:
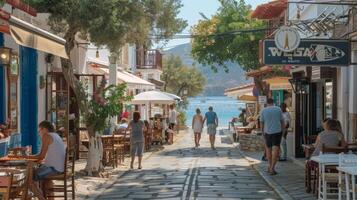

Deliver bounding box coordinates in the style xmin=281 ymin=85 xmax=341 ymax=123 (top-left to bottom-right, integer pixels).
xmin=96 ymin=131 xmax=280 ymax=200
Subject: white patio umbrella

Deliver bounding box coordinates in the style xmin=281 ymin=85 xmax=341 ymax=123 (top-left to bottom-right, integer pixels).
xmin=162 ymin=92 xmax=182 ymax=101
xmin=130 ymin=90 xmax=178 ymax=120
xmin=130 ymin=91 xmax=177 ymax=105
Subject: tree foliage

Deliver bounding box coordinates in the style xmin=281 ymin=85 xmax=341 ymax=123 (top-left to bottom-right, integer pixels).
xmin=86 ymin=82 xmax=132 ymax=132
xmin=191 ymin=0 xmax=266 ymax=72
xmin=161 ymin=55 xmax=206 ymax=97
xmin=27 ymin=0 xmax=187 ymax=135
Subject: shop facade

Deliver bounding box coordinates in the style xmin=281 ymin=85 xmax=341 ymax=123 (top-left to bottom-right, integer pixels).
xmin=0 ymin=3 xmax=68 ymax=154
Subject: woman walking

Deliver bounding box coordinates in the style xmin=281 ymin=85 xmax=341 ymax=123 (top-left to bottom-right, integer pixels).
xmin=192 ymin=108 xmax=203 ymax=148
xmin=127 ymin=112 xmax=147 ymax=169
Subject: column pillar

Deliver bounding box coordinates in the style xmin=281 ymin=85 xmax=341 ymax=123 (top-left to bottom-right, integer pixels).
xmin=108 ymin=53 xmax=118 ymax=125
xmin=0 ymin=33 xmax=5 ymax=124
xmin=349 ymin=50 xmax=357 ymax=142
xmin=20 ymin=46 xmax=38 ymax=153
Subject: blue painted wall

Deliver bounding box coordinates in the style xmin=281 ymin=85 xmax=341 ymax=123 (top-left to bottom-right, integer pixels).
xmin=20 ymin=46 xmax=39 ymax=154
xmin=0 ymin=33 xmax=5 ymax=124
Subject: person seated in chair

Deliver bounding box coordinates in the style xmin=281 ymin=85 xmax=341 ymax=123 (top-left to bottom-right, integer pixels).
xmin=26 ymin=121 xmax=66 ymax=198
xmin=117 ymin=118 xmax=129 ymax=130
xmin=312 ymin=119 xmax=347 ymax=156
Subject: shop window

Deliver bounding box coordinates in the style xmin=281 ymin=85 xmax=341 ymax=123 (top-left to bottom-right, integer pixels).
xmin=7 ymin=54 xmax=19 ymax=131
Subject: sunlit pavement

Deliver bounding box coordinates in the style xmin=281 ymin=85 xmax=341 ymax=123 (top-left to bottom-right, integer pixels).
xmin=96 ymin=130 xmax=280 ymax=200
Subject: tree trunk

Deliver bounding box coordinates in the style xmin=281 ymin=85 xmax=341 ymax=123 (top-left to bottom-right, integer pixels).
xmin=85 ymin=129 xmax=103 ymax=176
xmin=60 ymin=30 xmax=103 ymax=176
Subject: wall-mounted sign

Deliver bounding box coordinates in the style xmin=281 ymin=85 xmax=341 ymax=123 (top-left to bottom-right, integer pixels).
xmin=258 ymin=96 xmax=267 ymax=105
xmin=263 ymin=39 xmax=349 ymax=66
xmin=274 ymin=26 xmax=301 ymax=52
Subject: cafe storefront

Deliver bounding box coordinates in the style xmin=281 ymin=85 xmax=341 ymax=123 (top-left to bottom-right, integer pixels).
xmin=262 ymin=29 xmax=350 ymax=157
xmin=0 ymin=7 xmax=68 ymax=154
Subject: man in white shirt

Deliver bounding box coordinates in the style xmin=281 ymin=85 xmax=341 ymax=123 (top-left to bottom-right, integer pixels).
xmin=168 ymin=104 xmax=178 ymax=144
xmin=169 ymin=104 xmax=177 ymax=128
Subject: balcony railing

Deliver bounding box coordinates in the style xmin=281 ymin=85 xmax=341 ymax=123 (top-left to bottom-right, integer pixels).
xmin=136 ymin=49 xmax=162 ymax=70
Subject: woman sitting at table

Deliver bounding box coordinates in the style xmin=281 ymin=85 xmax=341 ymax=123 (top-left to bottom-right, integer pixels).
xmin=28 ymin=121 xmax=66 ymax=196
xmin=311 ymin=119 xmax=347 ymax=156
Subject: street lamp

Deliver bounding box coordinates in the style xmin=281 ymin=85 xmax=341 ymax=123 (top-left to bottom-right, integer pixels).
xmin=0 ymin=47 xmax=11 ymax=65
xmin=289 ymin=78 xmax=309 ymax=94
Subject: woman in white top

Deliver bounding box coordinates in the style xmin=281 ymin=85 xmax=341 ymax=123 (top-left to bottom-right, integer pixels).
xmin=27 ymin=121 xmax=66 ymax=198
xmin=192 ymin=108 xmax=203 ymax=148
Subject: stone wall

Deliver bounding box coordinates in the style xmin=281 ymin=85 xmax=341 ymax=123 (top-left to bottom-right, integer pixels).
xmin=239 ymin=134 xmax=265 ymax=151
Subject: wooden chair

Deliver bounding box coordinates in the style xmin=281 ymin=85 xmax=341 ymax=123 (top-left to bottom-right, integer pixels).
xmin=102 ymin=136 xmax=117 ymax=168
xmin=322 ymin=144 xmax=348 ymax=154
xmin=144 ymin=127 xmax=152 ymax=150
xmin=114 ymin=129 xmax=130 ymax=153
xmin=0 ymin=172 xmax=12 ymax=200
xmin=347 ymin=143 xmax=357 ymax=152
xmin=113 ymin=130 xmax=126 ymax=165
xmin=43 ymin=147 xmax=76 ymax=200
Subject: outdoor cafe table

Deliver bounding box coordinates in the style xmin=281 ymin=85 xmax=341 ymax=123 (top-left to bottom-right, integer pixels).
xmin=337 ymin=166 xmax=357 ymax=200
xmin=0 ymin=156 xmax=45 ymax=200
xmin=311 ymin=154 xmax=340 ymax=200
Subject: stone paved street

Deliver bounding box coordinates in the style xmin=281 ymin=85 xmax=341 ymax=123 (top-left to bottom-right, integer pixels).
xmin=96 ymin=130 xmax=280 ymax=200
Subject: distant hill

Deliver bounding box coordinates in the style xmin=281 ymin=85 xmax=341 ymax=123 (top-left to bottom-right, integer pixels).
xmin=164 ymin=43 xmax=252 ymax=96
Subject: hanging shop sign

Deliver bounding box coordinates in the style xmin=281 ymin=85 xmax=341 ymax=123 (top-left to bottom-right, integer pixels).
xmin=263 ymin=39 xmax=349 ymax=66
xmin=274 ymin=26 xmax=301 ymax=52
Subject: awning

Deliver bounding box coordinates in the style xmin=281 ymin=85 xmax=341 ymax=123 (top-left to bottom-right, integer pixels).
xmin=87 ymin=65 xmax=155 ymax=90
xmin=264 ymin=76 xmax=292 ymax=90
xmin=224 ymin=83 xmax=255 ymax=99
xmin=251 ymin=0 xmax=287 ymax=20
xmin=246 ymin=66 xmax=273 ymax=78
xmin=9 ymin=16 xmax=68 ymax=58
xmin=238 ymin=95 xmax=257 ymax=102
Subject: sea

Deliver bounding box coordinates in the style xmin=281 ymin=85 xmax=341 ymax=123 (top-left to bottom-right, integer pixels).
xmin=185 ymin=96 xmax=245 ymax=128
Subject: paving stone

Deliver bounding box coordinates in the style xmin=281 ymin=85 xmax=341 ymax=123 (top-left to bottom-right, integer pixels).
xmin=93 ymin=130 xmax=280 ymax=200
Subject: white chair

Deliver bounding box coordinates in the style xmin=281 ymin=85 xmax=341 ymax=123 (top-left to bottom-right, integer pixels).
xmin=338 ymin=153 xmax=357 ymax=200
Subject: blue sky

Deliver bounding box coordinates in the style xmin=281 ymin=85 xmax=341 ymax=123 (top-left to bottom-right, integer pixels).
xmin=162 ymin=0 xmax=270 ymax=49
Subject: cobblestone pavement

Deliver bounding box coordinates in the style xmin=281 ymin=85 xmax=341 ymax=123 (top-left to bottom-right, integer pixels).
xmin=242 ymin=151 xmax=315 ymax=200
xmin=96 ymin=130 xmax=280 ymax=200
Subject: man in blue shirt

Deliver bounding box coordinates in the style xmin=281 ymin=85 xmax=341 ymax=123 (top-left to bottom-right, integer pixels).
xmin=260 ymin=98 xmax=284 ymax=175
xmin=203 ymin=106 xmax=218 ymax=150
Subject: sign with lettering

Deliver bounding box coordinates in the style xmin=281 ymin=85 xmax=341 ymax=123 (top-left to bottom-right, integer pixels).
xmin=263 ymin=39 xmax=349 ymax=66
xmin=258 ymin=96 xmax=267 ymax=105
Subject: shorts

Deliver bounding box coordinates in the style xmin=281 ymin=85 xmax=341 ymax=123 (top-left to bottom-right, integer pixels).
xmin=130 ymin=141 xmax=144 ymax=156
xmin=207 ymin=124 xmax=217 ymax=135
xmin=264 ymin=132 xmax=283 ymax=148
xmin=33 ymin=165 xmax=60 ymax=181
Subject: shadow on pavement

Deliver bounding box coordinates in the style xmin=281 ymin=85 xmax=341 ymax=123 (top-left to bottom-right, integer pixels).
xmin=94 ymin=165 xmax=279 ymax=200
xmin=156 ymin=146 xmax=242 ymax=158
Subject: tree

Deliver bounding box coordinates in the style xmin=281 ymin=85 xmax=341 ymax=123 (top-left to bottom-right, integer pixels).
xmin=162 ymin=55 xmax=206 ymax=98
xmin=191 ymin=0 xmax=269 ymax=93
xmin=28 ymin=0 xmax=187 ymax=175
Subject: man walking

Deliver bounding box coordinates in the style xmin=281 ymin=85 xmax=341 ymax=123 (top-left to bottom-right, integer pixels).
xmin=260 ymin=98 xmax=284 ymax=175
xmin=203 ymin=106 xmax=218 ymax=150
xmin=168 ymin=104 xmax=177 ymax=144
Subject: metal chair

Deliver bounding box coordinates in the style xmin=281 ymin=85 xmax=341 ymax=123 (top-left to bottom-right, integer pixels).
xmin=43 ymin=147 xmax=76 ymax=199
